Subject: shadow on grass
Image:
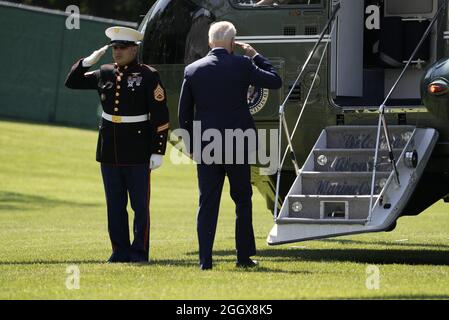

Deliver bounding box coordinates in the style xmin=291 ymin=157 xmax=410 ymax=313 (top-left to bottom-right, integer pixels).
xmin=0 ymin=258 xmax=311 ymax=274
xmin=4 ymin=244 xmax=449 ymax=267
xmin=262 ymin=248 xmax=449 ymax=266
xmin=353 ymin=295 xmax=449 ymax=299
xmin=0 ymin=260 xmax=105 ymax=265
xmin=0 ymin=191 xmax=99 ymax=211
xmin=0 ymin=259 xmax=198 ymax=268
xmin=131 ymin=258 xmax=308 ymax=273
xmin=198 ymin=248 xmax=449 ymax=266
xmin=319 ymin=238 xmax=449 ymax=250
xmin=143 ymin=259 xmax=304 ymax=273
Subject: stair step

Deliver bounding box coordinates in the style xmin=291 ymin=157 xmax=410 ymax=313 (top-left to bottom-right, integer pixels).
xmin=325 ymin=126 xmax=414 ymax=149
xmin=301 ymin=171 xmax=390 ymax=195
xmin=313 ymin=149 xmax=402 ymax=172
xmin=277 ymin=217 xmax=368 ymax=225
xmin=287 ymin=195 xmax=377 ymax=220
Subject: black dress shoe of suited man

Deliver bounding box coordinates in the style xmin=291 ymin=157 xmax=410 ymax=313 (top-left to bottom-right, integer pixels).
xmin=107 ymin=258 xmax=130 ymax=263
xmin=236 ymin=258 xmax=258 ymax=268
xmin=130 ymin=253 xmax=149 ymax=264
xmin=200 ymin=263 xmax=213 ymax=270
xmin=107 ymin=253 xmax=130 ymax=263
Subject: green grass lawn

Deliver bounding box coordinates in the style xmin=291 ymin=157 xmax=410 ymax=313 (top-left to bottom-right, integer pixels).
xmin=0 ymin=118 xmax=448 ymax=300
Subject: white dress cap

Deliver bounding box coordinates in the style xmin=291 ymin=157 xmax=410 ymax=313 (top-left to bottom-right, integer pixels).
xmin=105 ymin=26 xmax=144 ymax=44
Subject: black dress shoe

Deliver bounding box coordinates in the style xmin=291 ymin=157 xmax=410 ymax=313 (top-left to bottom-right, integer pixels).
xmin=130 ymin=254 xmax=149 ymax=264
xmin=236 ymin=259 xmax=258 ymax=268
xmin=200 ymin=263 xmax=212 ymax=270
xmin=107 ymin=257 xmax=130 ymax=263
xmin=107 ymin=254 xmax=130 ymax=263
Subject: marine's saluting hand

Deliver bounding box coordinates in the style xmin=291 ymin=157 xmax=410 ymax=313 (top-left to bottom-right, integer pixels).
xmin=82 ymin=45 xmax=110 ymax=67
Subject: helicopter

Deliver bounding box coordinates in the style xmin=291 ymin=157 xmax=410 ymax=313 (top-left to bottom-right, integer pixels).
xmin=138 ymin=0 xmax=449 ymax=245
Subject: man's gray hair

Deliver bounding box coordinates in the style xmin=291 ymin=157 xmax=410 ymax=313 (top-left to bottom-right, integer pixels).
xmin=208 ymin=21 xmax=237 ymax=44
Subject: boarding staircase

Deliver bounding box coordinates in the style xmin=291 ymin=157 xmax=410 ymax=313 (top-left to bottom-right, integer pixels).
xmin=267 ymin=125 xmax=439 ymax=245
xmin=267 ymin=1 xmax=443 ymax=245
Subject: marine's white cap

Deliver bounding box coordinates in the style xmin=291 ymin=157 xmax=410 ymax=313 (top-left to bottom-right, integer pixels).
xmin=105 ymin=26 xmax=143 ymax=46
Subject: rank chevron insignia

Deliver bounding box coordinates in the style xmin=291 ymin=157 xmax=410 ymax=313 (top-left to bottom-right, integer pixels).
xmin=154 ymin=84 xmax=165 ymax=102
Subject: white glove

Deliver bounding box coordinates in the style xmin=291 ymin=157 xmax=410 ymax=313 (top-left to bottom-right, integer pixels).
xmin=149 ymin=154 xmax=163 ymax=171
xmin=82 ymin=45 xmax=109 ymax=67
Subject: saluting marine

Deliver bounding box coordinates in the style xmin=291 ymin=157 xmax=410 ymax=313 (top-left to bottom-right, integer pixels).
xmin=65 ymin=26 xmax=169 ymax=263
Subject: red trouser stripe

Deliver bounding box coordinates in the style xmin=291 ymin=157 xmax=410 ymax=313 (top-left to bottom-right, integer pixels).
xmin=144 ymin=171 xmax=151 ymax=252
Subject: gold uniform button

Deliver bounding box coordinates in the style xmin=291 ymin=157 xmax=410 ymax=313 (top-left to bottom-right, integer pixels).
xmin=114 ymin=108 xmax=119 ymax=112
xmin=117 ymin=85 xmax=121 ymax=90
xmin=159 ymin=142 xmax=163 ymax=145
xmin=119 ymin=73 xmax=124 ymax=77
xmin=117 ymin=76 xmax=122 ymax=82
xmin=158 ymin=150 xmax=161 ymax=153
xmin=115 ymin=100 xmax=119 ymax=104
xmin=115 ymin=92 xmax=120 ymax=97
xmin=160 ymin=135 xmax=163 ymax=138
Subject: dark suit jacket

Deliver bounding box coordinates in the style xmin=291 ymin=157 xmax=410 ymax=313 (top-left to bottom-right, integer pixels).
xmin=178 ymin=48 xmax=282 ymax=156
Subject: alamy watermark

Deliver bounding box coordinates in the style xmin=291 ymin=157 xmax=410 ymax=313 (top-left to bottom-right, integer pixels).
xmin=365 ymin=265 xmax=381 ymax=290
xmin=65 ymin=265 xmax=80 ymax=290
xmin=65 ymin=5 xmax=80 ymax=30
xmin=170 ymin=122 xmax=279 ymax=175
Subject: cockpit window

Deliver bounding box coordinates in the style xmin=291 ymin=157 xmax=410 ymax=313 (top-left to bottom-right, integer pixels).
xmin=140 ymin=0 xmax=215 ymax=65
xmin=232 ymin=0 xmax=322 ymax=7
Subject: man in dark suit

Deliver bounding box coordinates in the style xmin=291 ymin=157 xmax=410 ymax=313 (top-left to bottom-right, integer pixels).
xmin=178 ymin=21 xmax=282 ymax=270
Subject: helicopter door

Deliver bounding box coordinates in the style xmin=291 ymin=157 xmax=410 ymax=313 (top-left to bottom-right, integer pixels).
xmin=330 ymin=0 xmax=364 ymax=98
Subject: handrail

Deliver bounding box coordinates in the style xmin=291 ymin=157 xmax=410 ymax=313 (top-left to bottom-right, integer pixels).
xmin=280 ymin=3 xmax=341 ymax=109
xmin=277 ymin=37 xmax=331 ymax=176
xmin=278 ymin=3 xmax=341 ymax=173
xmin=273 ymin=2 xmax=341 ymax=219
xmin=369 ymin=129 xmax=418 ymax=216
xmin=280 ymin=28 xmax=333 ymax=169
xmin=367 ymin=1 xmax=447 ymax=222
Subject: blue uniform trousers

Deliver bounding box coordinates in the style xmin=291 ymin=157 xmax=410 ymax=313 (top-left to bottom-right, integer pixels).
xmin=101 ymin=164 xmax=151 ymax=262
xmin=196 ymin=163 xmax=256 ymax=267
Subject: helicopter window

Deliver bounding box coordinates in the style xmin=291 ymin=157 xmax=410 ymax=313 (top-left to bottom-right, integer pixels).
xmin=233 ymin=0 xmax=322 ymax=7
xmin=140 ymin=0 xmax=215 ymax=65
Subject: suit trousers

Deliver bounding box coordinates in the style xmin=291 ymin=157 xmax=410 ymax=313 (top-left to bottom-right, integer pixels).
xmin=196 ymin=163 xmax=256 ymax=266
xmin=101 ymin=164 xmax=151 ymax=262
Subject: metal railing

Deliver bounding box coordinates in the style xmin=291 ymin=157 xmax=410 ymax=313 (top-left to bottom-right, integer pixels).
xmin=273 ymin=3 xmax=341 ymax=219
xmin=367 ymin=1 xmax=447 ymax=222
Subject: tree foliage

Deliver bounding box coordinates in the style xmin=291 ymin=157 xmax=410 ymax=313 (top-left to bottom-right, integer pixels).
xmin=10 ymin=0 xmax=157 ymax=22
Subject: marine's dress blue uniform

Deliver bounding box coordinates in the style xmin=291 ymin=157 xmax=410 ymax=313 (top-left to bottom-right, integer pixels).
xmin=65 ymin=59 xmax=169 ymax=262
xmin=178 ymin=48 xmax=282 ymax=268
